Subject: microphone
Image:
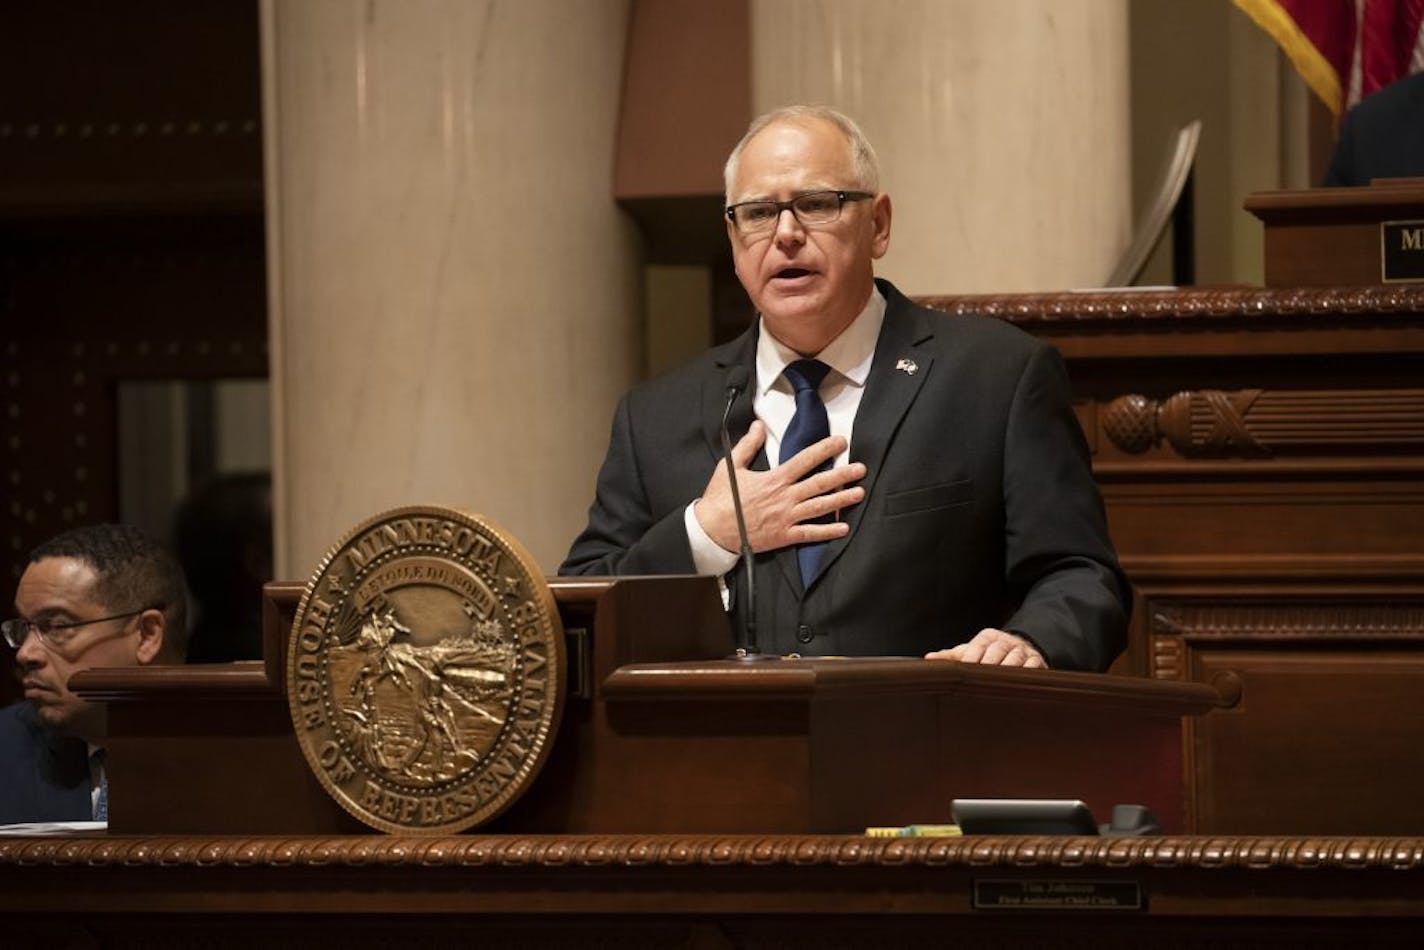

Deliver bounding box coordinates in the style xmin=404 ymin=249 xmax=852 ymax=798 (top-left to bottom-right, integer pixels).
xmin=720 ymin=365 xmax=763 ymax=659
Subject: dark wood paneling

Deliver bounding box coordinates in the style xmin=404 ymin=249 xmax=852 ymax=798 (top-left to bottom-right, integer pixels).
xmin=919 ymin=285 xmax=1424 ymax=834
xmin=1190 ymin=644 xmax=1424 ymax=834
xmin=0 ymin=3 xmax=267 ymax=703
xmin=76 ymin=577 xmax=1215 ymax=837
xmin=0 ymin=1 xmax=261 ymax=199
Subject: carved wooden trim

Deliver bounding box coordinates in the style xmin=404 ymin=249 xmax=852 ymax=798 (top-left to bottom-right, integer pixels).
xmin=0 ymin=118 xmax=260 ymax=139
xmin=0 ymin=244 xmax=267 ymax=587
xmin=916 ymin=285 xmax=1424 ymax=327
xmin=1123 ymin=553 xmax=1424 ymax=583
xmin=2 ymin=834 xmax=1424 ymax=871
xmin=602 ymin=657 xmax=1223 ymax=715
xmin=1104 ymin=389 xmax=1424 ymax=457
xmin=1152 ymin=635 xmax=1185 ymax=681
xmin=1150 ymin=602 xmax=1424 ymax=641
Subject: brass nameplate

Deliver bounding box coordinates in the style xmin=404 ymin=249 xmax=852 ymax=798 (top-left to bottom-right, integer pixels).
xmin=1382 ymin=220 xmax=1424 ymax=283
xmin=973 ymin=879 xmax=1143 ymax=911
xmin=288 ymin=505 xmax=565 ymax=834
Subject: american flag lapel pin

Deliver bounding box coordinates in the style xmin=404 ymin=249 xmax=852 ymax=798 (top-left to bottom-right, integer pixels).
xmin=895 ymin=358 xmax=918 ymax=376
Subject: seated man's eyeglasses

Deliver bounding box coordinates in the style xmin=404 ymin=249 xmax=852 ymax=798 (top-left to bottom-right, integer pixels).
xmin=2 ymin=606 xmax=162 ymax=652
xmin=726 ymin=190 xmax=875 ymax=234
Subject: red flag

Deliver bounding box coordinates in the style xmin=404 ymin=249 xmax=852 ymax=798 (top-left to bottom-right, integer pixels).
xmin=1234 ymin=0 xmax=1424 ymax=113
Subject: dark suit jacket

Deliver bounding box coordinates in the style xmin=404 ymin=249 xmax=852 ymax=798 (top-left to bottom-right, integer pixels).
xmin=560 ymin=280 xmax=1129 ymax=671
xmin=0 ymin=701 xmax=93 ymax=823
xmin=1324 ymin=72 xmax=1424 ymax=186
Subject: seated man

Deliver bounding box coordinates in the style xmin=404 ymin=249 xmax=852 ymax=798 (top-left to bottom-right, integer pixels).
xmin=1324 ymin=71 xmax=1424 ymax=186
xmin=1 ymin=524 xmax=188 ymax=823
xmin=561 ymin=105 xmax=1129 ymax=671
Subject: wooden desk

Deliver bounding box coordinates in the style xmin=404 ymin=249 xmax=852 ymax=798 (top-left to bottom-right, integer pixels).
xmin=920 ymin=285 xmax=1424 ymax=835
xmin=2 ymin=833 xmax=1422 ymax=946
xmin=75 ymin=577 xmax=1220 ymax=837
xmin=1244 ymin=180 xmax=1424 ymax=286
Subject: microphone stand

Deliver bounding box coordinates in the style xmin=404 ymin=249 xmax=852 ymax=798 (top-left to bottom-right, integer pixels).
xmin=720 ymin=372 xmax=773 ymax=661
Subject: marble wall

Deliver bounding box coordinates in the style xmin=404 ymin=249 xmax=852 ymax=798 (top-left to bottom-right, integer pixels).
xmin=751 ymin=0 xmax=1132 ymax=294
xmin=261 ymin=0 xmax=640 ymax=577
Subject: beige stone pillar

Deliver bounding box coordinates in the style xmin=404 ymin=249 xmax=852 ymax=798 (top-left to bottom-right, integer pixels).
xmin=752 ymin=0 xmax=1131 ymax=294
xmin=261 ymin=0 xmax=640 ymax=578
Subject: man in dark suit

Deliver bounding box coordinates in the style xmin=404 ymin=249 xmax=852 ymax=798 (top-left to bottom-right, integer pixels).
xmin=1 ymin=524 xmax=187 ymax=823
xmin=1324 ymin=71 xmax=1424 ymax=186
xmin=561 ymin=106 xmax=1128 ymax=671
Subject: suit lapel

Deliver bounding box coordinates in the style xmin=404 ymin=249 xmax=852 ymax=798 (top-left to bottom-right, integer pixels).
xmin=703 ymin=326 xmax=762 ymax=466
xmin=805 ymin=285 xmax=936 ymax=590
xmin=704 ymin=294 xmax=938 ymax=597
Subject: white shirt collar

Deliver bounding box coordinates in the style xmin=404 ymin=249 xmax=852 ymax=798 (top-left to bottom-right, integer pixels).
xmin=755 ymin=286 xmax=887 ymax=394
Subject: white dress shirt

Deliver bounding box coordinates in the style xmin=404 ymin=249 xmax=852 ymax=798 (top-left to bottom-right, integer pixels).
xmin=684 ymin=287 xmax=887 ymax=577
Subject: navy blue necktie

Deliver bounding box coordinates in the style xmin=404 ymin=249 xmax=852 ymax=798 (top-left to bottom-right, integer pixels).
xmin=780 ymin=359 xmax=832 ymax=585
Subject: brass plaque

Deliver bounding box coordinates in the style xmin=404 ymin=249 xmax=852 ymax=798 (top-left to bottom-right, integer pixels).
xmin=287 ymin=506 xmax=564 ymax=834
xmin=973 ymin=879 xmax=1143 ymax=911
xmin=1382 ymin=220 xmax=1424 ymax=282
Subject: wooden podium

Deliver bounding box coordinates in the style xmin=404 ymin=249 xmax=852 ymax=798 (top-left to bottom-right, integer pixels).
xmin=1245 ymin=178 xmax=1424 ymax=286
xmin=13 ymin=582 xmax=1424 ymax=944
xmin=72 ymin=575 xmax=1219 ymax=836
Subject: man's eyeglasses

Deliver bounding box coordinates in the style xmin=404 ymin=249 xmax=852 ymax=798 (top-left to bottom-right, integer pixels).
xmin=726 ymin=190 xmax=875 ymax=235
xmin=2 ymin=605 xmax=160 ymax=651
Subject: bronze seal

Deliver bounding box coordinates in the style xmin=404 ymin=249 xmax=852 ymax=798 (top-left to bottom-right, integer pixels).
xmin=287 ymin=506 xmax=564 ymax=834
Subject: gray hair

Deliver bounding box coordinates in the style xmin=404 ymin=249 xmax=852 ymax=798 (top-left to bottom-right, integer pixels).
xmin=723 ymin=105 xmax=881 ymax=201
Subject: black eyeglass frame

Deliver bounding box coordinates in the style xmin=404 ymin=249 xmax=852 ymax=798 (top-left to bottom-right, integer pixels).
xmin=725 ymin=190 xmax=876 ymax=232
xmin=2 ymin=604 xmax=163 ymax=651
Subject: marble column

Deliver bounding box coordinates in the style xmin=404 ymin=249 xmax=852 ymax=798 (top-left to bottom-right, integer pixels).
xmin=751 ymin=0 xmax=1131 ymax=294
xmin=261 ymin=0 xmax=640 ymax=577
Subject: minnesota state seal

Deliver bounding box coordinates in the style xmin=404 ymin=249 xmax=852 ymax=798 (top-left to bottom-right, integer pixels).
xmin=287 ymin=506 xmax=564 ymax=833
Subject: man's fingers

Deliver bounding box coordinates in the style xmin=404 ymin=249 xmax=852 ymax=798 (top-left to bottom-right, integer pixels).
xmin=980 ymin=638 xmax=1015 ymax=665
xmin=990 ymin=641 xmax=1041 ymax=668
xmin=792 ymin=486 xmax=865 ymax=523
xmin=924 ymin=629 xmax=1048 ymax=668
xmin=785 ymin=518 xmax=852 ymax=545
xmin=795 ymin=463 xmax=867 ymax=499
xmin=731 ymin=420 xmax=767 ymax=468
xmin=949 ymin=640 xmax=985 ymax=664
xmin=780 ymin=434 xmax=847 ymax=481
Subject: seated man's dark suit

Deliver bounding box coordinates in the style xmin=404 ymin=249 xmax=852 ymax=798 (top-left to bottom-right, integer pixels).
xmin=0 ymin=701 xmax=93 ymax=823
xmin=561 ymin=279 xmax=1130 ymax=671
xmin=1324 ymin=72 xmax=1424 ymax=186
